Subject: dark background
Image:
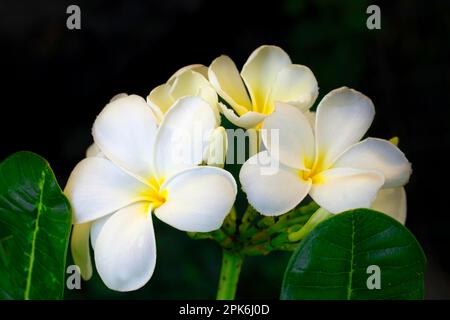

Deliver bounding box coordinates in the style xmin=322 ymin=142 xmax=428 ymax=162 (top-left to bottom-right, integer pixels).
xmin=0 ymin=0 xmax=449 ymax=299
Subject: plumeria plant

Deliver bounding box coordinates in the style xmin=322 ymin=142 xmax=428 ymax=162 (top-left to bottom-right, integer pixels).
xmin=0 ymin=45 xmax=425 ymax=300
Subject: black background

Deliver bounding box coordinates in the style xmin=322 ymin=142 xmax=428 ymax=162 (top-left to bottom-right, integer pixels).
xmin=1 ymin=0 xmax=449 ymax=299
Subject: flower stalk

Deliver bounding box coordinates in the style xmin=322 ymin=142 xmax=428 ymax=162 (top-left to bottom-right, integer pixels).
xmin=216 ymin=250 xmax=243 ymax=300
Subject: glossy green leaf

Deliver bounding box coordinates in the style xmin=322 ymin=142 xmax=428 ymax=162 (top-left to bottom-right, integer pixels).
xmin=281 ymin=209 xmax=426 ymax=300
xmin=0 ymin=152 xmax=72 ymax=299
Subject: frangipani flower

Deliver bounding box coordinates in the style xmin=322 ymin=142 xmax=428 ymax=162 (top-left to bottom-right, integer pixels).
xmin=147 ymin=64 xmax=220 ymax=125
xmin=208 ymin=45 xmax=318 ymax=129
xmin=240 ymin=87 xmax=412 ymax=216
xmin=67 ymin=94 xmax=237 ymax=291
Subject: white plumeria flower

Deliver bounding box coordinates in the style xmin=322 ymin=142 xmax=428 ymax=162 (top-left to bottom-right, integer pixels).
xmin=147 ymin=64 xmax=220 ymax=125
xmin=67 ymin=94 xmax=237 ymax=291
xmin=240 ymin=87 xmax=412 ymax=216
xmin=288 ymin=111 xmax=408 ymax=224
xmin=208 ymin=45 xmax=318 ymax=129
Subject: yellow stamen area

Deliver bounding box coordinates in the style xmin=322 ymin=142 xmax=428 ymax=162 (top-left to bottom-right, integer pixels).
xmin=298 ymin=154 xmax=327 ymax=185
xmin=144 ymin=177 xmax=168 ymax=209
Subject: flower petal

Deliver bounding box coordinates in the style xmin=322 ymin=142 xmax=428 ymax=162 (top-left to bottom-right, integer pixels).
xmin=315 ymin=87 xmax=375 ymax=169
xmin=94 ymin=202 xmax=156 ymax=292
xmin=146 ymin=84 xmax=170 ymax=121
xmin=269 ymin=64 xmax=318 ymax=111
xmin=93 ymin=94 xmax=158 ymax=182
xmin=241 ymin=45 xmax=291 ymax=112
xmin=110 ymin=93 xmax=129 ymax=102
xmin=153 ymin=96 xmax=216 ymax=178
xmin=155 ymin=166 xmax=237 ymax=232
xmin=262 ymin=102 xmax=314 ymax=170
xmin=334 ymin=138 xmax=412 ymax=188
xmin=169 ymin=69 xmax=220 ymax=124
xmin=168 ymin=64 xmax=209 ymax=83
xmin=239 ymin=151 xmax=311 ymax=216
xmin=90 ymin=214 xmax=110 ymax=249
xmin=371 ymin=187 xmax=407 ymax=224
xmin=309 ymin=167 xmax=385 ymax=214
xmin=218 ymin=102 xmax=266 ymax=129
xmin=64 ymin=157 xmax=149 ymax=224
xmin=209 ymin=55 xmax=252 ymax=116
xmin=70 ymin=223 xmax=92 ymax=280
xmin=86 ymin=143 xmax=104 ymax=158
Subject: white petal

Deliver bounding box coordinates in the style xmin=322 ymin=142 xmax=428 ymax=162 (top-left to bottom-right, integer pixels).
xmin=94 ymin=202 xmax=156 ymax=292
xmin=371 ymin=187 xmax=407 ymax=224
xmin=93 ymin=94 xmax=158 ymax=182
xmin=110 ymin=93 xmax=129 ymax=102
xmin=309 ymin=167 xmax=385 ymax=214
xmin=206 ymin=126 xmax=228 ymax=168
xmin=239 ymin=151 xmax=311 ymax=216
xmin=315 ymin=87 xmax=375 ymax=169
xmin=169 ymin=69 xmax=220 ymax=124
xmin=90 ymin=214 xmax=110 ymax=249
xmin=209 ymin=55 xmax=252 ymax=116
xmin=70 ymin=223 xmax=92 ymax=280
xmin=262 ymin=102 xmax=315 ymax=170
xmin=241 ymin=45 xmax=291 ymax=111
xmin=218 ymin=102 xmax=266 ymax=129
xmin=168 ymin=64 xmax=209 ymax=83
xmin=86 ymin=143 xmax=104 ymax=158
xmin=64 ymin=157 xmax=149 ymax=224
xmin=197 ymin=85 xmax=221 ymax=125
xmin=153 ymin=96 xmax=216 ymax=178
xmin=147 ymin=84 xmax=174 ymax=114
xmin=169 ymin=69 xmax=210 ymax=98
xmin=304 ymin=110 xmax=316 ymax=131
xmin=334 ymin=138 xmax=412 ymax=188
xmin=269 ymin=64 xmax=318 ymax=111
xmin=155 ymin=167 xmax=237 ymax=232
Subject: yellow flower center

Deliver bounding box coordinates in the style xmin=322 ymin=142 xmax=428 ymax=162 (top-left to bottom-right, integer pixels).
xmin=298 ymin=155 xmax=327 ymax=185
xmin=147 ymin=177 xmax=168 ymax=209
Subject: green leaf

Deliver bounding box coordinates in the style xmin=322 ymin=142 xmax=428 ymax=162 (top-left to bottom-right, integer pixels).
xmin=0 ymin=152 xmax=72 ymax=299
xmin=281 ymin=209 xmax=426 ymax=300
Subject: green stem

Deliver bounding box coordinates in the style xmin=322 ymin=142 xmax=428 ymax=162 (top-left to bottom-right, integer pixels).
xmin=216 ymin=250 xmax=243 ymax=300
xmin=288 ymin=207 xmax=332 ymax=242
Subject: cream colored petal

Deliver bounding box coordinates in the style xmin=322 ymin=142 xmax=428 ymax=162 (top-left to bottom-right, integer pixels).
xmin=241 ymin=45 xmax=291 ymax=112
xmin=70 ymin=223 xmax=93 ymax=280
xmin=86 ymin=143 xmax=104 ymax=158
xmin=93 ymin=94 xmax=158 ymax=182
xmin=64 ymin=157 xmax=149 ymax=224
xmin=169 ymin=69 xmax=210 ymax=98
xmin=269 ymin=64 xmax=318 ymax=111
xmin=94 ymin=202 xmax=156 ymax=292
xmin=169 ymin=70 xmax=220 ymax=125
xmin=309 ymin=167 xmax=385 ymax=214
xmin=168 ymin=64 xmax=209 ymax=83
xmin=315 ymin=87 xmax=375 ymax=169
xmin=147 ymin=84 xmax=174 ymax=114
xmin=206 ymin=126 xmax=228 ymax=167
xmin=262 ymin=102 xmax=315 ymax=170
xmin=155 ymin=167 xmax=237 ymax=232
xmin=218 ymin=102 xmax=266 ymax=129
xmin=209 ymin=55 xmax=252 ymax=116
xmin=334 ymin=138 xmax=412 ymax=188
xmin=110 ymin=93 xmax=129 ymax=102
xmin=371 ymin=187 xmax=407 ymax=224
xmin=153 ymin=96 xmax=216 ymax=178
xmin=239 ymin=151 xmax=311 ymax=216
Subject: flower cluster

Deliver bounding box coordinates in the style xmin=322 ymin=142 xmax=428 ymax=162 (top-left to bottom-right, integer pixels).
xmin=66 ymin=45 xmax=411 ymax=292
